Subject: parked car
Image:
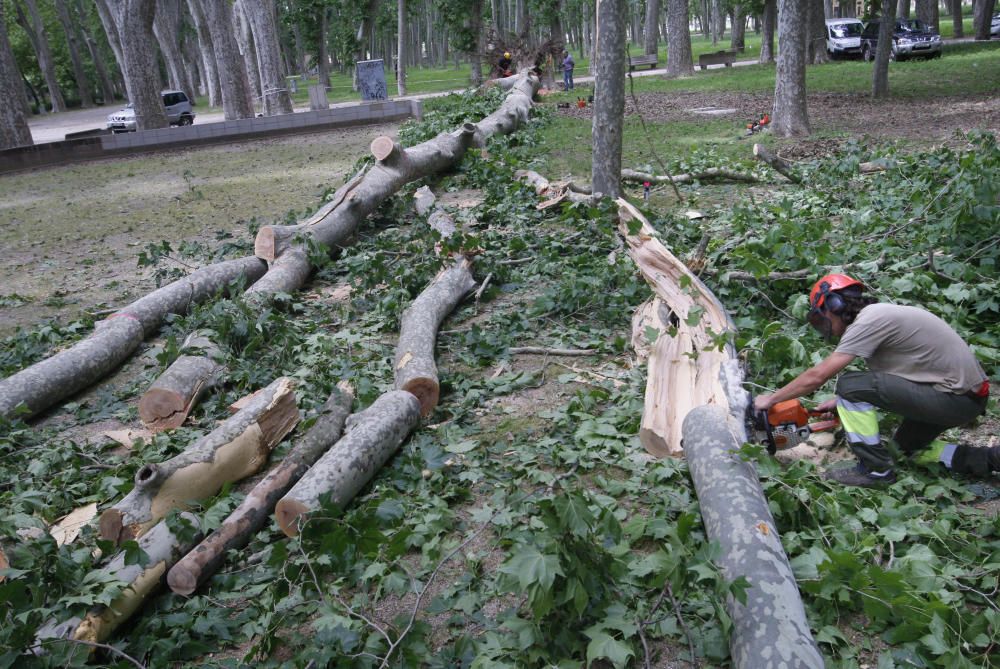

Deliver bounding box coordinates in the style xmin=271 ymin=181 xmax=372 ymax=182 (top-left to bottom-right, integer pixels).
xmin=991 ymin=12 xmax=1000 ymax=37
xmin=106 ymin=90 xmax=195 ymax=133
xmin=860 ymin=18 xmax=942 ymax=61
xmin=826 ymin=18 xmax=864 ymax=58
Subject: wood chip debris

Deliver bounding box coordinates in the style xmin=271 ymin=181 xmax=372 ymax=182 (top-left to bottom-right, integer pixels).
xmin=50 ymin=503 xmax=99 ymax=546
xmin=103 ymin=428 xmax=154 ymax=449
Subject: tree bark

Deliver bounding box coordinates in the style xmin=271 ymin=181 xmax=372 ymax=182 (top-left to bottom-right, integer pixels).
xmin=807 ymin=0 xmax=830 ymax=63
xmin=139 ymin=332 xmax=224 ymax=431
xmin=468 ymin=0 xmax=484 ymax=86
xmin=897 ymin=0 xmax=909 ymax=18
xmin=872 ymin=0 xmax=897 ymax=97
xmin=915 ymin=0 xmax=938 ymax=31
xmin=201 ymin=0 xmax=255 ymax=119
xmin=974 ymin=0 xmax=996 ymax=39
xmin=94 ymin=0 xmax=128 ymax=96
xmin=396 ymin=0 xmax=407 ymax=95
xmin=275 ymin=390 xmax=421 ymax=537
xmin=622 ymin=167 xmax=760 ymax=184
xmin=36 ymin=514 xmax=202 ymax=647
xmin=111 ymin=0 xmax=170 ymax=129
xmin=950 ymin=0 xmax=963 ymax=37
xmin=75 ymin=0 xmax=119 ymax=102
xmin=0 ymin=256 xmax=266 ymax=421
xmin=592 ymin=0 xmax=626 ymax=199
xmin=772 ymin=0 xmax=810 ymax=137
xmin=395 ymin=258 xmax=476 ymax=416
xmin=730 ymin=3 xmax=746 ymax=50
xmin=185 ymin=0 xmax=221 ymax=107
xmin=232 ymin=0 xmax=262 ymax=104
xmin=644 ymin=0 xmax=660 ymax=54
xmin=242 ymin=0 xmax=293 ymax=115
xmin=153 ymin=0 xmax=195 ymax=100
xmin=0 ymin=4 xmax=33 ymax=148
xmin=100 ymin=377 xmax=299 ymax=544
xmin=16 ymin=0 xmax=67 ymax=112
xmin=760 ymin=0 xmax=776 ymax=63
xmin=752 ymin=143 xmax=801 ymax=182
xmin=317 ymin=4 xmax=330 ymax=87
xmin=53 ymin=0 xmax=95 ymax=107
xmin=665 ymin=0 xmax=694 ymax=76
xmin=167 ymin=385 xmax=353 ymax=595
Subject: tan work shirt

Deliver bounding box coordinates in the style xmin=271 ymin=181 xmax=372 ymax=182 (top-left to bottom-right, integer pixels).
xmin=834 ymin=303 xmax=987 ymax=395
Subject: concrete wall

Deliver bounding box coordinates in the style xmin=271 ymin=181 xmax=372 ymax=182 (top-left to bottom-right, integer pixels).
xmin=1 ymin=99 xmax=422 ymax=174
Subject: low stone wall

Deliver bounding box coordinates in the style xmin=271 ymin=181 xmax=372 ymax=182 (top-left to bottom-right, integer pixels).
xmin=1 ymin=98 xmax=421 ymax=174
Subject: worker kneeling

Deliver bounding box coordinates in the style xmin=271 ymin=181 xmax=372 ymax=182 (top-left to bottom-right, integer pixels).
xmin=754 ymin=274 xmax=995 ymax=487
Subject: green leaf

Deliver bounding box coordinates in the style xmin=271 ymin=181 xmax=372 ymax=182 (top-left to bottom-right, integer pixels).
xmin=499 ymin=546 xmax=563 ymax=591
xmin=585 ymin=632 xmax=634 ymax=668
xmin=445 ymin=439 xmax=479 ymax=454
xmin=553 ymin=493 xmax=594 ymax=537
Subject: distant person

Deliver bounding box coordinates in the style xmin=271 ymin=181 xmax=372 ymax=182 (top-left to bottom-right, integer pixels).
xmin=562 ymin=50 xmax=575 ymax=91
xmin=498 ymin=52 xmax=513 ymax=77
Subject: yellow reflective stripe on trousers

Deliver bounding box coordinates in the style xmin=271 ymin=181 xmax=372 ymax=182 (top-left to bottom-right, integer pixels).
xmin=836 ymin=397 xmax=880 ymax=446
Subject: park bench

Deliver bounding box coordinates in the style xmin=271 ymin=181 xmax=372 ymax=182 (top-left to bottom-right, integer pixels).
xmin=628 ymin=53 xmax=658 ymax=70
xmin=698 ymin=49 xmax=737 ymax=70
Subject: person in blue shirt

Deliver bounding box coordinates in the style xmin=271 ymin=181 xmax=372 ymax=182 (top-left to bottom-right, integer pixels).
xmin=562 ymin=51 xmax=575 ymax=91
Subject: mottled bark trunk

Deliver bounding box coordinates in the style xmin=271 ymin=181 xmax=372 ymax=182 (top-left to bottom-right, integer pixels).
xmin=666 ymin=0 xmax=694 ymax=76
xmin=168 ymin=385 xmax=352 ymax=595
xmin=94 ymin=0 xmax=127 ymax=97
xmin=202 ymin=0 xmax=254 ymax=118
xmin=243 ymin=0 xmax=292 ymax=114
xmin=275 ymin=390 xmax=421 ymax=536
xmin=0 ymin=5 xmax=33 ymax=148
xmin=75 ymin=0 xmax=119 ymax=102
xmin=468 ymin=0 xmax=484 ymax=86
xmin=591 ymin=0 xmax=626 ymax=199
xmin=154 ymin=0 xmax=195 ymax=100
xmin=772 ymin=0 xmax=810 ymax=137
xmin=112 ymin=0 xmax=170 ymax=129
xmin=53 ymin=0 xmax=94 ymax=107
xmin=872 ymin=0 xmax=897 ymax=97
xmin=730 ymin=3 xmax=746 ymax=50
xmin=0 ymin=256 xmax=266 ymax=421
xmin=186 ymin=0 xmax=221 ymax=107
xmin=950 ymin=0 xmax=963 ymax=37
xmin=644 ymin=0 xmax=660 ymax=54
xmin=100 ymin=377 xmax=299 ymax=544
xmin=682 ymin=406 xmax=824 ymax=668
xmin=232 ymin=0 xmax=262 ymax=103
xmin=973 ymin=0 xmax=996 ymax=39
xmin=139 ymin=332 xmax=224 ymax=431
xmin=16 ymin=0 xmax=67 ymax=112
xmin=807 ymin=0 xmax=830 ymax=63
xmin=760 ymin=0 xmax=776 ymax=63
xmin=397 ymin=0 xmax=406 ymax=95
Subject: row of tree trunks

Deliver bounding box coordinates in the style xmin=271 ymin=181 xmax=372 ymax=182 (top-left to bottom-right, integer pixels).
xmin=138 ymin=331 xmax=224 ymax=431
xmin=0 ymin=256 xmax=266 ymax=421
xmin=0 ymin=3 xmax=33 ymax=149
xmin=36 ymin=514 xmax=202 ymax=648
xmin=617 ymin=200 xmax=738 ymax=458
xmin=621 ymin=167 xmax=759 ymax=185
xmin=15 ymin=0 xmax=67 ymax=112
xmin=275 ymin=390 xmax=422 ymax=536
xmin=167 ymin=384 xmax=353 ymax=595
xmin=99 ymin=377 xmax=299 ymax=544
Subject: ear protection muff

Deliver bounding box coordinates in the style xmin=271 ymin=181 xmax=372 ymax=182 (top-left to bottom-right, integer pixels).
xmin=811 ymin=281 xmax=846 ymax=315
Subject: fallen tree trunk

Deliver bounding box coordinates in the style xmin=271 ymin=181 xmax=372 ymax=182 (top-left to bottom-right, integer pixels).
xmin=167 ymin=383 xmax=353 ymax=595
xmin=36 ymin=514 xmax=202 ymax=648
xmin=752 ymin=143 xmax=801 ymax=184
xmin=275 ymin=390 xmax=421 ymax=537
xmin=100 ymin=377 xmax=299 ymax=544
xmin=514 ymin=169 xmax=593 ymax=210
xmin=139 ymin=332 xmax=224 ymax=431
xmin=0 ymin=256 xmax=266 ymax=421
xmin=617 ymin=199 xmax=738 ymax=457
xmin=621 ymin=167 xmax=759 ymax=185
xmin=682 ymin=405 xmax=823 ymax=669
xmin=394 ymin=257 xmax=476 ymax=416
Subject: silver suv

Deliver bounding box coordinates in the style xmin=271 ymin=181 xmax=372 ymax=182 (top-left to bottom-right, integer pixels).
xmin=107 ymin=90 xmax=195 ymax=133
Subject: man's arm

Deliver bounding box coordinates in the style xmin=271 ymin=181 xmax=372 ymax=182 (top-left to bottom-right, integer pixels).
xmin=753 ymin=352 xmax=855 ymax=411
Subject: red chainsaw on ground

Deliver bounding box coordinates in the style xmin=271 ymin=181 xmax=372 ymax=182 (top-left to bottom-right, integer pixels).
xmin=746 ymin=399 xmax=840 ymax=454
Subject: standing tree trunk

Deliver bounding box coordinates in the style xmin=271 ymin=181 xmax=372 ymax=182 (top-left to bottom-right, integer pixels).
xmin=317 ymin=4 xmax=330 ymax=87
xmin=807 ymin=0 xmax=830 ymax=63
xmin=468 ymin=0 xmax=484 ymax=86
xmin=772 ymin=0 xmax=810 ymax=137
xmin=111 ymin=0 xmax=170 ymax=129
xmin=644 ymin=0 xmax=660 ymax=54
xmin=53 ymin=0 xmax=95 ymax=107
xmin=950 ymin=0 xmax=963 ymax=37
xmin=973 ymin=0 xmax=996 ymax=39
xmin=94 ymin=0 xmax=127 ymax=95
xmin=75 ymin=0 xmax=119 ymax=102
xmin=515 ymin=0 xmax=529 ymax=36
xmin=242 ymin=0 xmax=293 ymax=115
xmin=232 ymin=0 xmax=262 ymax=104
xmin=760 ymin=0 xmax=776 ymax=62
xmin=202 ymin=0 xmax=255 ymax=118
xmin=872 ymin=0 xmax=897 ymax=97
xmin=153 ymin=0 xmax=195 ymax=100
xmin=915 ymin=0 xmax=937 ymax=31
xmin=897 ymin=0 xmax=909 ymax=18
xmin=0 ymin=3 xmax=33 ymax=148
xmin=15 ymin=0 xmax=67 ymax=112
xmin=592 ymin=0 xmax=625 ymax=199
xmin=710 ymin=0 xmax=721 ymax=43
xmin=185 ymin=0 xmax=221 ymax=107
xmin=665 ymin=0 xmax=694 ymax=76
xmin=730 ymin=3 xmax=746 ymax=50
xmin=397 ymin=0 xmax=406 ymax=95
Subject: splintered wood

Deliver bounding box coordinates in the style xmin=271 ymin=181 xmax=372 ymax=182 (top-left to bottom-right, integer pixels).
xmin=618 ymin=200 xmax=737 ymax=458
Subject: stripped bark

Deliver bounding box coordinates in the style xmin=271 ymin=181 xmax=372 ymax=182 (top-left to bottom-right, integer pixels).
xmin=0 ymin=256 xmax=266 ymax=421
xmin=275 ymin=390 xmax=421 ymax=536
xmin=36 ymin=514 xmax=202 ymax=647
xmin=621 ymin=168 xmax=759 ymax=185
xmin=630 ymin=297 xmax=674 ymax=362
xmin=167 ymin=384 xmax=353 ymax=595
xmin=682 ymin=405 xmax=823 ymax=668
xmin=100 ymin=377 xmax=299 ymax=544
xmin=617 ymin=199 xmax=737 ymax=457
xmin=752 ymin=143 xmax=801 ymax=183
xmin=394 ymin=259 xmax=477 ymax=416
xmin=139 ymin=332 xmax=224 ymax=431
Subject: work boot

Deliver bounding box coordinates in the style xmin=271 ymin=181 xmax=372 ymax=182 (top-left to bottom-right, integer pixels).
xmin=823 ymin=461 xmax=897 ymax=488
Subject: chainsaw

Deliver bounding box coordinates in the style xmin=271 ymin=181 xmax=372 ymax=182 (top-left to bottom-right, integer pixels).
xmin=746 ymin=399 xmax=840 ymax=454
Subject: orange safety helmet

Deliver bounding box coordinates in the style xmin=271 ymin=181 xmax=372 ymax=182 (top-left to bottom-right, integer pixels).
xmin=809 ymin=273 xmax=864 ymax=314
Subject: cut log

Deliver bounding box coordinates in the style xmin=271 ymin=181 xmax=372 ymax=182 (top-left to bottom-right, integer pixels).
xmin=100 ymin=377 xmax=299 ymax=544
xmin=167 ymin=383 xmax=353 ymax=595
xmin=0 ymin=256 xmax=266 ymax=421
xmin=752 ymin=143 xmax=800 ymax=183
xmin=370 ymin=136 xmax=401 ymax=163
xmin=394 ymin=258 xmax=476 ymax=416
xmin=275 ymin=390 xmax=421 ymax=537
xmin=621 ymin=167 xmax=759 ymax=184
xmin=682 ymin=405 xmax=823 ymax=668
xmin=36 ymin=514 xmax=202 ymax=647
xmin=617 ymin=199 xmax=737 ymax=458
xmin=858 ymin=160 xmax=890 ymax=174
xmin=139 ymin=331 xmax=224 ymax=432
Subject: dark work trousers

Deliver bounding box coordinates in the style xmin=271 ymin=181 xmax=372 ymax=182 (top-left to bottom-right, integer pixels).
xmin=835 ymin=371 xmax=991 ymax=475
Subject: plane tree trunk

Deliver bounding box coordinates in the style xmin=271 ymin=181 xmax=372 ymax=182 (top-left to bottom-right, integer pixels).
xmin=807 ymin=0 xmax=830 ymax=63
xmin=15 ymin=0 xmax=67 ymax=112
xmin=242 ymin=0 xmax=293 ymax=114
xmin=644 ymin=0 xmax=660 ymax=54
xmin=772 ymin=0 xmax=810 ymax=136
xmin=53 ymin=0 xmax=95 ymax=107
xmin=872 ymin=0 xmax=897 ymax=97
xmin=974 ymin=0 xmax=997 ymax=39
xmin=0 ymin=4 xmax=33 ymax=148
xmin=665 ymin=0 xmax=694 ymax=76
xmin=185 ymin=0 xmax=221 ymax=107
xmin=201 ymin=0 xmax=255 ymax=118
xmin=111 ymin=0 xmax=170 ymax=129
xmin=591 ymin=0 xmax=626 ymax=198
xmin=760 ymin=0 xmax=776 ymax=63
xmin=153 ymin=0 xmax=195 ymax=100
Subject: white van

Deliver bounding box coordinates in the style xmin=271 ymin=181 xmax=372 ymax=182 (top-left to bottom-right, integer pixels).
xmin=826 ymin=18 xmax=864 ymax=59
